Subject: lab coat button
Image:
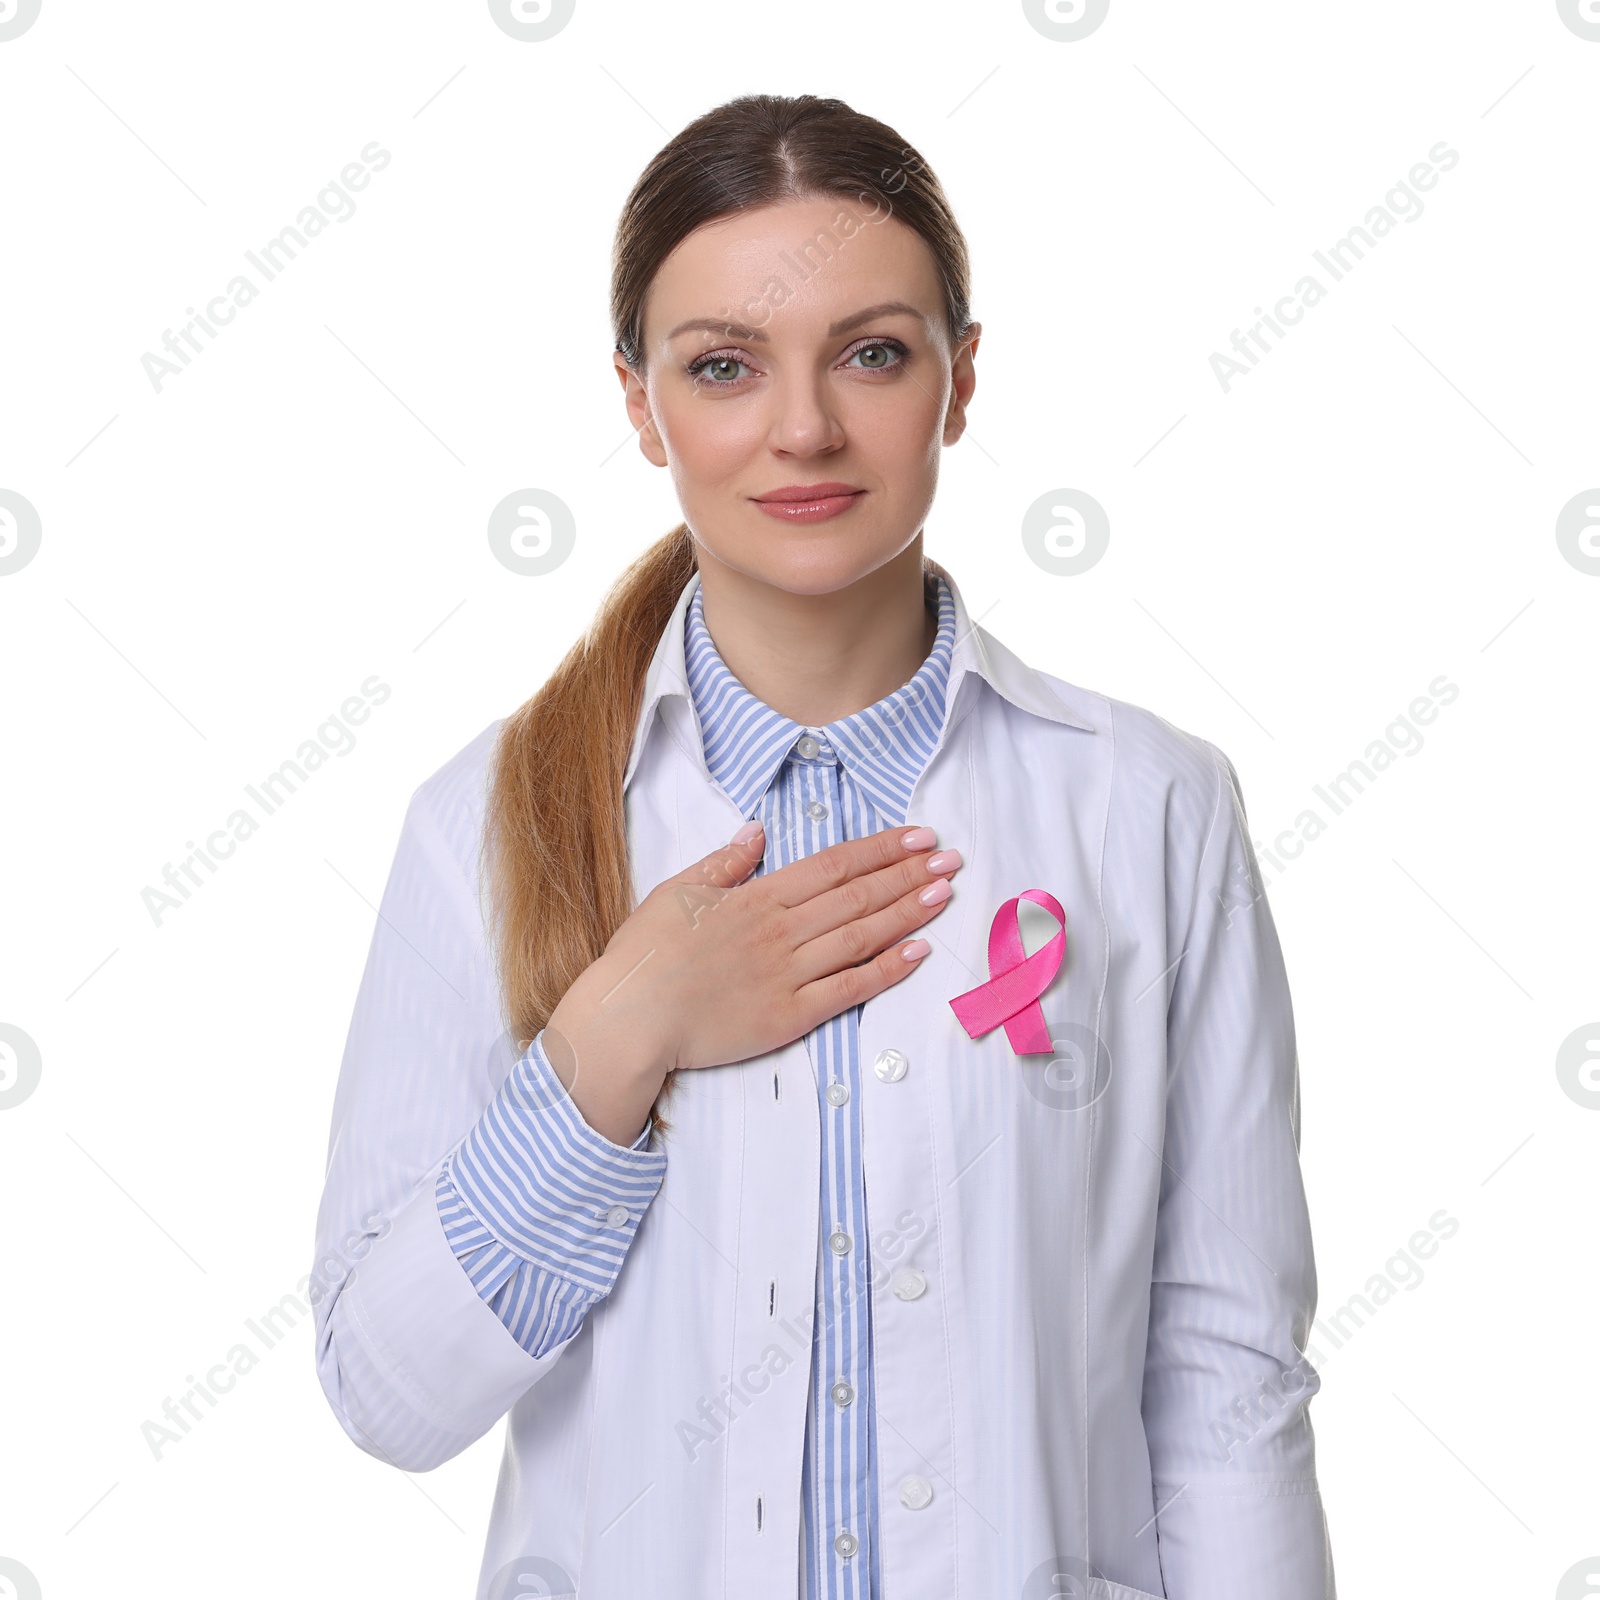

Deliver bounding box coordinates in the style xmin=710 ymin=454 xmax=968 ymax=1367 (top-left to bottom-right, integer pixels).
xmin=891 ymin=1267 xmax=926 ymax=1301
xmin=828 ymin=1229 xmax=852 ymax=1255
xmin=830 ymin=1380 xmax=854 ymax=1407
xmin=602 ymin=1204 xmax=629 ymax=1226
xmin=873 ymin=1048 xmax=909 ymax=1082
xmin=825 ymin=1081 xmax=850 ymax=1107
xmin=833 ymin=1529 xmax=858 ymax=1558
xmin=796 ymin=735 xmax=821 ymax=758
xmin=898 ymin=1475 xmax=934 ymax=1510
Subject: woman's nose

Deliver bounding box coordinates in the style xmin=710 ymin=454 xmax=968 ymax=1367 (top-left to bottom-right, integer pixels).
xmin=764 ymin=375 xmax=845 ymax=456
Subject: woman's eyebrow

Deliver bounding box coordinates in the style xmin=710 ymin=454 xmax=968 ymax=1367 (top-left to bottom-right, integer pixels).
xmin=665 ymin=300 xmax=930 ymax=344
xmin=666 ymin=315 xmax=769 ymax=343
xmin=826 ymin=300 xmax=929 ymax=337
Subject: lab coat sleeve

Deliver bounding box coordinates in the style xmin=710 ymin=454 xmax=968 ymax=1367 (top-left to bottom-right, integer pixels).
xmin=1142 ymin=741 xmax=1337 ymax=1599
xmin=435 ymin=1030 xmax=667 ymax=1358
xmin=310 ymin=779 xmax=653 ymax=1473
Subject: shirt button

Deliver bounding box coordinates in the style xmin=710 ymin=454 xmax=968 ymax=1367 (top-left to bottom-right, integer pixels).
xmin=891 ymin=1267 xmax=927 ymax=1301
xmin=833 ymin=1529 xmax=859 ymax=1558
xmin=830 ymin=1380 xmax=854 ymax=1407
xmin=828 ymin=1229 xmax=852 ymax=1255
xmin=603 ymin=1204 xmax=629 ymax=1227
xmin=873 ymin=1048 xmax=909 ymax=1083
xmin=796 ymin=735 xmax=820 ymax=759
xmin=825 ymin=1081 xmax=850 ymax=1107
xmin=899 ymin=1475 xmax=934 ymax=1510
xmin=804 ymin=800 xmax=828 ymax=820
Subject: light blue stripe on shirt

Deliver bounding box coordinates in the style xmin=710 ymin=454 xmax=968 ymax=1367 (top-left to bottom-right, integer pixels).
xmin=435 ymin=1037 xmax=665 ymax=1356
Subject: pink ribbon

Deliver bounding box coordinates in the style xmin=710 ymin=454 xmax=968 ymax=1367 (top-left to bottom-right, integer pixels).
xmin=947 ymin=890 xmax=1066 ymax=1055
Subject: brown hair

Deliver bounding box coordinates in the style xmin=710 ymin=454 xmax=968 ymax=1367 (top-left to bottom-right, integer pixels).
xmin=484 ymin=93 xmax=974 ymax=1135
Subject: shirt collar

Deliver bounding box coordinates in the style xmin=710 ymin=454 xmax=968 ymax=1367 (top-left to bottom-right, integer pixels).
xmin=622 ymin=562 xmax=1096 ymax=796
xmin=684 ymin=572 xmax=957 ymax=820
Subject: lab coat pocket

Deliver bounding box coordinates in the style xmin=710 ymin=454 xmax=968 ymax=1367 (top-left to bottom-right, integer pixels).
xmin=1081 ymin=1574 xmax=1171 ymax=1600
xmin=1085 ymin=1578 xmax=1167 ymax=1600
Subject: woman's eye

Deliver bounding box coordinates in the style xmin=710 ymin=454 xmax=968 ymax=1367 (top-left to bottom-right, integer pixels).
xmin=843 ymin=340 xmax=907 ymax=371
xmin=688 ymin=354 xmax=750 ymax=385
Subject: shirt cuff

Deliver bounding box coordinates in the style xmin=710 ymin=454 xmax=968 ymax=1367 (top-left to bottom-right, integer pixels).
xmin=441 ymin=1031 xmax=668 ymax=1288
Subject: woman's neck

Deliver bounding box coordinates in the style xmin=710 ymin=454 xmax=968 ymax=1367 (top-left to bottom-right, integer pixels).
xmin=694 ymin=540 xmax=938 ymax=727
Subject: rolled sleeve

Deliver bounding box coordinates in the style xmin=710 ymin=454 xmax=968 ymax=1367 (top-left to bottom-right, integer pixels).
xmin=437 ymin=1031 xmax=668 ymax=1357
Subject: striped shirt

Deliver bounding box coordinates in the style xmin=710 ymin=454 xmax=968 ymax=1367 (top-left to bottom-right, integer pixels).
xmin=435 ymin=573 xmax=955 ymax=1597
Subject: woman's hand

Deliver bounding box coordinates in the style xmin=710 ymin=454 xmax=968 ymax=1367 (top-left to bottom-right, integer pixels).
xmin=543 ymin=821 xmax=960 ymax=1144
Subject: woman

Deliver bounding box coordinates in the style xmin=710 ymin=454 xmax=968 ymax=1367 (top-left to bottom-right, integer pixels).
xmin=311 ymin=93 xmax=1334 ymax=1599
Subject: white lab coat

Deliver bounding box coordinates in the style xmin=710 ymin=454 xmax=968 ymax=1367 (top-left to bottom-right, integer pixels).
xmin=312 ymin=566 xmax=1336 ymax=1599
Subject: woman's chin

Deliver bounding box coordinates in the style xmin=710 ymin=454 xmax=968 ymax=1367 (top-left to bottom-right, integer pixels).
xmin=693 ymin=527 xmax=918 ymax=599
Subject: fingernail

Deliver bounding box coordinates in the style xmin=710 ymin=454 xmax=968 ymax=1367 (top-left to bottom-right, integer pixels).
xmin=733 ymin=819 xmax=764 ymax=844
xmin=918 ymin=878 xmax=952 ymax=908
xmin=926 ymin=849 xmax=962 ymax=875
xmin=902 ymin=827 xmax=937 ymax=850
xmin=902 ymin=938 xmax=931 ymax=961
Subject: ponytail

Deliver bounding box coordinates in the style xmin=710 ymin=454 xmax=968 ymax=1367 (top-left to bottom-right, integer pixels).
xmin=483 ymin=525 xmax=696 ymax=1135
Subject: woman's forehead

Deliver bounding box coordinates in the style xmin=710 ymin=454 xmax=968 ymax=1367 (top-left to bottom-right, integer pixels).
xmin=641 ymin=199 xmax=943 ymax=347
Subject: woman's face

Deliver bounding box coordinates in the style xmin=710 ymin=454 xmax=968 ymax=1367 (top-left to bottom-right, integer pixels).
xmin=616 ymin=193 xmax=980 ymax=597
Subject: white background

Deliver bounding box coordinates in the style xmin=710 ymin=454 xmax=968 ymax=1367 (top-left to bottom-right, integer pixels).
xmin=2 ymin=1 xmax=1596 ymax=1595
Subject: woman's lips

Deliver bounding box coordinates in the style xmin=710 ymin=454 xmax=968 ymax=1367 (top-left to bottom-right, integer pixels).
xmin=751 ymin=490 xmax=866 ymax=524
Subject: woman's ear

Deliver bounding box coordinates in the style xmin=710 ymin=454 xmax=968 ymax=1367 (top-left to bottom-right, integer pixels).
xmin=942 ymin=321 xmax=981 ymax=447
xmin=614 ymin=353 xmax=669 ymax=468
